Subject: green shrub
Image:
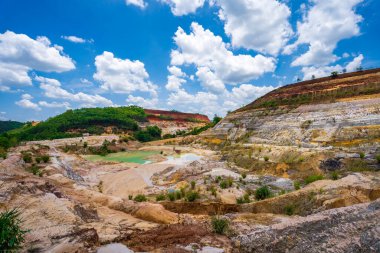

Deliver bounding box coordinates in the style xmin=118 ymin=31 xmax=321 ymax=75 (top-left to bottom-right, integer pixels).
xmin=376 ymin=155 xmax=380 ymax=164
xmin=175 ymin=190 xmax=182 ymax=200
xmin=264 ymin=156 xmax=269 ymax=162
xmin=210 ymin=186 xmax=217 ymax=197
xmin=134 ymin=194 xmax=147 ymax=202
xmin=190 ymin=181 xmax=196 ymax=190
xmin=22 ymin=153 xmax=32 ymax=163
xmin=219 ymin=180 xmax=227 ymax=189
xmin=305 ymin=174 xmax=324 ymax=185
xmin=241 ymin=173 xmax=247 ymax=179
xmin=236 ymin=193 xmax=250 ymax=204
xmin=35 ymin=157 xmax=41 ymax=163
xmin=30 ymin=165 xmax=41 ymax=176
xmin=331 ymin=171 xmax=339 ymax=180
xmin=211 ymin=216 xmax=229 ymax=235
xmin=185 ymin=191 xmax=199 ymax=202
xmin=83 ymin=142 xmax=88 ymax=148
xmin=359 ymin=152 xmax=365 ymax=159
xmin=41 ymin=155 xmax=50 ymax=163
xmin=167 ymin=192 xmax=176 ymax=201
xmin=294 ymin=181 xmax=301 ymax=190
xmin=255 ymin=186 xmax=271 ymax=200
xmin=0 ymin=209 xmax=28 ymax=250
xmin=128 ymin=195 xmax=133 ymax=200
xmin=156 ymin=194 xmax=166 ymax=201
xmin=284 ymin=204 xmax=295 ymax=216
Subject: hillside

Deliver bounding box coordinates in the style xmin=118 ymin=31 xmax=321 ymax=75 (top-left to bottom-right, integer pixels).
xmin=239 ymin=68 xmax=380 ymax=112
xmin=204 ymin=68 xmax=380 ymax=148
xmin=143 ymin=109 xmax=210 ymax=135
xmin=0 ymin=120 xmax=24 ymax=134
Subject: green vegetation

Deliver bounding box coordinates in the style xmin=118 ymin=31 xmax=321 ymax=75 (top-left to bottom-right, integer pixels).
xmin=346 ymin=159 xmax=371 ymax=172
xmin=190 ymin=181 xmax=196 ymax=190
xmin=22 ymin=153 xmax=32 ymax=163
xmin=185 ymin=191 xmax=199 ymax=202
xmin=376 ymin=155 xmax=380 ymax=164
xmin=359 ymin=152 xmax=365 ymax=159
xmin=305 ymin=174 xmax=324 ymax=185
xmin=41 ymin=155 xmax=50 ymax=163
xmin=219 ymin=177 xmax=233 ymax=189
xmin=29 ymin=165 xmax=42 ymax=176
xmin=0 ymin=121 xmax=24 ymax=134
xmin=134 ymin=126 xmax=162 ymax=142
xmin=284 ymin=204 xmax=295 ymax=216
xmin=264 ymin=156 xmax=269 ymax=162
xmin=0 ymin=209 xmax=28 ymax=250
xmin=133 ymin=194 xmax=147 ymax=202
xmin=236 ymin=193 xmax=250 ymax=204
xmin=331 ymin=171 xmax=339 ymax=180
xmin=294 ymin=181 xmax=301 ymax=190
xmin=255 ymin=186 xmax=271 ymax=200
xmin=211 ymin=216 xmax=229 ymax=235
xmin=155 ymin=194 xmax=166 ymax=201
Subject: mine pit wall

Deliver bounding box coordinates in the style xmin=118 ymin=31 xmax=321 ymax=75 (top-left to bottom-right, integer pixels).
xmin=205 ymin=95 xmax=380 ymax=147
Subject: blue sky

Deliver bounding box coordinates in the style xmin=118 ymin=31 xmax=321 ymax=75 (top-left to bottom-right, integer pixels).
xmin=0 ymin=0 xmax=379 ymax=121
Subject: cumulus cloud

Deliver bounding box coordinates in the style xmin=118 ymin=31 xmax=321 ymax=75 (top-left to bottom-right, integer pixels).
xmin=216 ymin=0 xmax=293 ymax=55
xmin=36 ymin=76 xmax=114 ymax=107
xmin=61 ymin=35 xmax=93 ymax=44
xmin=126 ymin=95 xmax=159 ymax=108
xmin=94 ymin=51 xmax=157 ymax=95
xmin=286 ymin=0 xmax=364 ymax=66
xmin=161 ymin=0 xmax=205 ymax=16
xmin=165 ymin=66 xmax=187 ymax=91
xmin=301 ymin=54 xmax=364 ymax=80
xmin=38 ymin=101 xmax=71 ymax=109
xmin=171 ymin=23 xmax=276 ymax=86
xmin=0 ymin=31 xmax=75 ymax=89
xmin=125 ymin=0 xmax=147 ymax=8
xmin=15 ymin=94 xmax=41 ymax=111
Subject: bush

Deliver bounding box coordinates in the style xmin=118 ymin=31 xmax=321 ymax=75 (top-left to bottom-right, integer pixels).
xmin=156 ymin=194 xmax=166 ymax=201
xmin=305 ymin=174 xmax=324 ymax=185
xmin=331 ymin=171 xmax=339 ymax=180
xmin=128 ymin=195 xmax=133 ymax=200
xmin=255 ymin=186 xmax=271 ymax=200
xmin=30 ymin=165 xmax=41 ymax=176
xmin=376 ymin=155 xmax=380 ymax=164
xmin=0 ymin=209 xmax=28 ymax=250
xmin=41 ymin=155 xmax=50 ymax=163
xmin=190 ymin=181 xmax=196 ymax=190
xmin=35 ymin=157 xmax=42 ymax=163
xmin=134 ymin=194 xmax=147 ymax=202
xmin=167 ymin=192 xmax=176 ymax=201
xmin=22 ymin=153 xmax=32 ymax=163
xmin=83 ymin=142 xmax=88 ymax=148
xmin=219 ymin=180 xmax=229 ymax=189
xmin=236 ymin=193 xmax=250 ymax=204
xmin=284 ymin=204 xmax=295 ymax=216
xmin=211 ymin=216 xmax=229 ymax=235
xmin=294 ymin=181 xmax=301 ymax=190
xmin=359 ymin=152 xmax=365 ymax=159
xmin=241 ymin=172 xmax=247 ymax=179
xmin=264 ymin=156 xmax=269 ymax=162
xmin=185 ymin=191 xmax=199 ymax=202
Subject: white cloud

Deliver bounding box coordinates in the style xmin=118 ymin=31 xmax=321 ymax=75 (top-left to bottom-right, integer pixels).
xmin=166 ymin=66 xmax=187 ymax=91
xmin=38 ymin=101 xmax=71 ymax=109
xmin=0 ymin=31 xmax=75 ymax=89
xmin=171 ymin=23 xmax=276 ymax=85
xmin=161 ymin=0 xmax=205 ymax=16
xmin=216 ymin=0 xmax=293 ymax=55
xmin=126 ymin=0 xmax=147 ymax=8
xmin=36 ymin=76 xmax=114 ymax=107
xmin=15 ymin=94 xmax=41 ymax=111
xmin=94 ymin=51 xmax=157 ymax=95
xmin=126 ymin=95 xmax=159 ymax=108
xmin=286 ymin=0 xmax=363 ymax=66
xmin=301 ymin=54 xmax=364 ymax=80
xmin=346 ymin=54 xmax=364 ymax=72
xmin=195 ymin=67 xmax=226 ymax=93
xmin=61 ymin=35 xmax=93 ymax=44
xmin=167 ymin=83 xmax=276 ymax=117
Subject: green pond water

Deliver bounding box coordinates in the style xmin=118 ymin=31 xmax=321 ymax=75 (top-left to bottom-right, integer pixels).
xmin=83 ymin=150 xmax=160 ymax=164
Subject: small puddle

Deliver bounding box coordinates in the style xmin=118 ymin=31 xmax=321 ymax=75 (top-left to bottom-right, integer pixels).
xmin=83 ymin=150 xmax=160 ymax=164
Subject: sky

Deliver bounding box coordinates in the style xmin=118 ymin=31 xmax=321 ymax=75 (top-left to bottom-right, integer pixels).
xmin=0 ymin=0 xmax=379 ymax=122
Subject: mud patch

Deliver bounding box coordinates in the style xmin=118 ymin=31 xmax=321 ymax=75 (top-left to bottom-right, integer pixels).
xmin=122 ymin=224 xmax=231 ymax=252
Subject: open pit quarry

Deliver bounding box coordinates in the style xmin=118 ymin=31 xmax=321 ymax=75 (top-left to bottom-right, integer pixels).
xmin=1 ymin=69 xmax=380 ymax=253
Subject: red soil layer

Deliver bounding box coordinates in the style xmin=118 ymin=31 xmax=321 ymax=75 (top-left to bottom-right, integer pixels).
xmin=240 ymin=68 xmax=380 ymax=111
xmin=144 ymin=109 xmax=210 ymax=123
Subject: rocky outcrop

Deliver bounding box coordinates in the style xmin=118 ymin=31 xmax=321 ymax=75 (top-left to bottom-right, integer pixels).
xmin=237 ymin=199 xmax=380 ymax=253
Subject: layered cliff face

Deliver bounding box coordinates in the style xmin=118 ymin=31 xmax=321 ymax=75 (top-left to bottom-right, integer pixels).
xmin=205 ymin=69 xmax=380 ymax=148
xmin=143 ymin=109 xmax=210 ymax=135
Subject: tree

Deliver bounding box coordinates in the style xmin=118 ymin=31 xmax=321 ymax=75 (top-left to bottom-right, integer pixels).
xmin=212 ymin=115 xmax=222 ymax=125
xmin=311 ymin=75 xmax=316 ymax=80
xmin=330 ymin=71 xmax=338 ymax=78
